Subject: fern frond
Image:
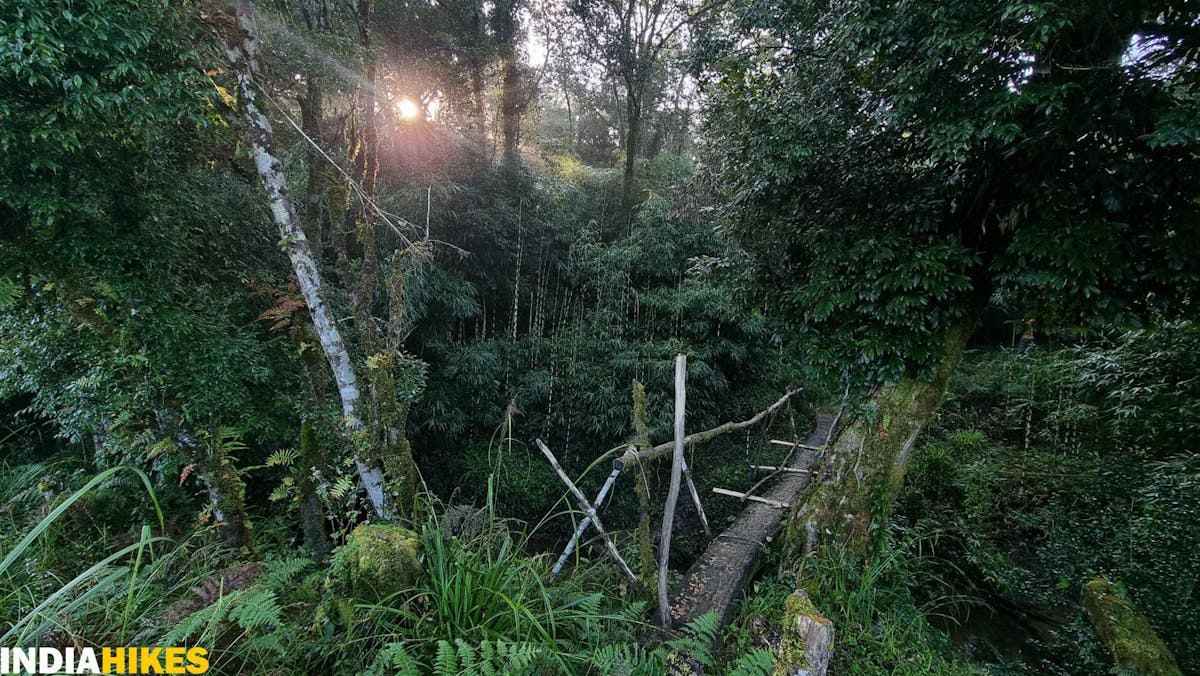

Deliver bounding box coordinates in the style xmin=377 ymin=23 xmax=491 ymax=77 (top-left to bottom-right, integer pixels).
xmin=266 ymin=448 xmax=299 ymax=467
xmin=435 ymin=640 xmax=457 ymax=676
xmin=727 ymin=647 xmax=776 ymax=676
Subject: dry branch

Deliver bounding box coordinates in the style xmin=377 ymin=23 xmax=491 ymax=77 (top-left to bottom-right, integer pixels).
xmin=617 ymin=389 xmax=800 ymax=467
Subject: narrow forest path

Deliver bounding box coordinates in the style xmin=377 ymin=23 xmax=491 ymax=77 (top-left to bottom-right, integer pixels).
xmin=668 ymin=414 xmax=834 ymax=629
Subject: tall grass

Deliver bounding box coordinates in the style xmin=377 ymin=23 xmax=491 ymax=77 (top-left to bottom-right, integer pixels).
xmin=793 ymin=527 xmax=982 ymax=675
xmin=0 ymin=464 xmax=171 ymax=645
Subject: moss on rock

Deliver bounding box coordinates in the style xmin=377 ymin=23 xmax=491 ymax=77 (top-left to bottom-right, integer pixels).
xmin=1081 ymin=578 xmax=1181 ymax=675
xmin=329 ymin=523 xmax=422 ymax=603
xmin=776 ymin=590 xmax=833 ymax=676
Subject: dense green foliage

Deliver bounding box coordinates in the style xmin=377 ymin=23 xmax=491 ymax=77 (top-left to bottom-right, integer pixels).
xmin=699 ymin=0 xmax=1200 ymax=383
xmin=897 ymin=326 xmax=1200 ymax=672
xmin=2 ymin=0 xmax=1198 ymax=673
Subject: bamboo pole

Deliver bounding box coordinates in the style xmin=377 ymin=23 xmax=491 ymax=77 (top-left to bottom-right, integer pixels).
xmin=658 ymin=354 xmax=687 ymax=627
xmin=535 ymin=440 xmax=639 ymax=587
xmin=548 ymin=459 xmax=623 ymax=582
xmin=750 ymin=464 xmax=817 ymax=475
xmin=712 ymin=487 xmax=790 ymax=509
xmin=681 ymin=458 xmax=711 ymax=540
xmin=769 ymin=439 xmax=824 ymax=452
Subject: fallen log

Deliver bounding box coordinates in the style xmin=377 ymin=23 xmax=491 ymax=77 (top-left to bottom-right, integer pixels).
xmin=667 ymin=414 xmax=834 ymax=632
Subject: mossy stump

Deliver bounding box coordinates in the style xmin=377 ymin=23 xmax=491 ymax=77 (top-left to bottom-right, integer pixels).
xmin=776 ymin=590 xmax=833 ymax=676
xmin=329 ymin=523 xmax=422 ymax=603
xmin=1081 ymin=578 xmax=1181 ymax=675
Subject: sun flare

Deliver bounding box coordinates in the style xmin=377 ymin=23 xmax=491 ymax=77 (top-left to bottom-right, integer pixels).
xmin=396 ymin=98 xmax=421 ymax=120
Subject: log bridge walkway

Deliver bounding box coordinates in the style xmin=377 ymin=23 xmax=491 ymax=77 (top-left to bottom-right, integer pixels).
xmin=669 ymin=413 xmax=834 ymax=628
xmin=536 ymin=357 xmax=839 ymax=636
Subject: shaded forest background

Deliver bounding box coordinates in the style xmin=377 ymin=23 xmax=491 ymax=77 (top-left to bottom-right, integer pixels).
xmin=1 ymin=0 xmax=1197 ymax=673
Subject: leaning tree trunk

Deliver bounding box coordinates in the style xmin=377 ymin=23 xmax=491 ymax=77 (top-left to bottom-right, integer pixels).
xmin=210 ymin=0 xmax=391 ymax=519
xmin=791 ymin=316 xmax=977 ymax=554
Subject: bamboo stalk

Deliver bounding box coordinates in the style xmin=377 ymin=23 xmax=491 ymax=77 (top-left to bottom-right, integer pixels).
xmin=769 ymin=439 xmax=824 ymax=451
xmin=535 ymin=440 xmax=639 ymax=587
xmin=548 ymin=460 xmax=623 ymax=582
xmin=658 ymin=355 xmax=687 ymax=628
xmin=681 ymin=459 xmax=711 ymax=540
xmin=750 ymin=465 xmax=816 ymax=475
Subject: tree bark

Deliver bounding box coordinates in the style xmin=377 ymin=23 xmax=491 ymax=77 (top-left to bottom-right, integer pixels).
xmin=211 ymin=0 xmax=390 ymax=519
xmin=493 ymin=0 xmax=522 ymax=157
xmin=621 ymin=91 xmax=642 ymax=215
xmin=299 ymin=419 xmax=331 ymax=560
xmin=792 ymin=316 xmax=977 ymax=553
xmin=299 ymin=78 xmax=327 ymax=260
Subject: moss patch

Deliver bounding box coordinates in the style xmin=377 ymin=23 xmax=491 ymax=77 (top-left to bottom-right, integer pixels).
xmin=776 ymin=591 xmax=832 ymax=675
xmin=329 ymin=523 xmax=423 ymax=603
xmin=1082 ymin=578 xmax=1181 ymax=675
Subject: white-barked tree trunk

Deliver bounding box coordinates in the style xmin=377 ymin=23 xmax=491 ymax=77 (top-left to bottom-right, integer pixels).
xmin=212 ymin=0 xmax=390 ymax=518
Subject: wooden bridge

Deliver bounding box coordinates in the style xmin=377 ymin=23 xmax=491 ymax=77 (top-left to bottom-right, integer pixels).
xmin=668 ymin=413 xmax=833 ymax=628
xmin=536 ymin=354 xmax=839 ymax=643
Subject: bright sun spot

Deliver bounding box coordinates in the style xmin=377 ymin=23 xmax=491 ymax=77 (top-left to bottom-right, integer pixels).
xmin=396 ymin=98 xmax=421 ymax=120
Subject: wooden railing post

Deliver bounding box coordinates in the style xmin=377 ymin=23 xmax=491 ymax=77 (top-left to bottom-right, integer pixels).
xmin=658 ymin=354 xmax=687 ymax=627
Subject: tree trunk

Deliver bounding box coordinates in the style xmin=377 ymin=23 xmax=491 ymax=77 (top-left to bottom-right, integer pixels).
xmin=170 ymin=420 xmax=253 ymax=552
xmin=494 ymin=0 xmax=522 ymax=158
xmin=621 ymin=91 xmax=642 ymax=215
xmin=793 ymin=315 xmax=977 ymax=553
xmin=299 ymin=420 xmax=331 ymax=560
xmin=212 ymin=0 xmax=391 ymax=519
xmin=299 ymin=78 xmax=327 ymax=260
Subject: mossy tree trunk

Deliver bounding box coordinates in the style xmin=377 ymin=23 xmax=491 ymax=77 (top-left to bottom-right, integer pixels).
xmin=210 ymin=0 xmax=391 ymax=518
xmin=630 ymin=380 xmax=656 ymax=589
xmin=298 ymin=419 xmax=332 ymax=560
xmin=1082 ymin=578 xmax=1182 ymax=675
xmin=792 ymin=316 xmax=976 ymax=554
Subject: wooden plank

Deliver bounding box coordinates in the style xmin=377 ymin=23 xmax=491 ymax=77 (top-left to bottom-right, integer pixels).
xmin=712 ymin=487 xmax=791 ymax=509
xmin=750 ymin=464 xmax=817 ymax=475
xmin=769 ymin=439 xmax=824 ymax=451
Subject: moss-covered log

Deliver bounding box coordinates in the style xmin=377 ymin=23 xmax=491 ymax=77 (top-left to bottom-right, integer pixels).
xmin=329 ymin=523 xmax=422 ymax=603
xmin=1081 ymin=578 xmax=1181 ymax=675
xmin=791 ymin=317 xmax=975 ymax=553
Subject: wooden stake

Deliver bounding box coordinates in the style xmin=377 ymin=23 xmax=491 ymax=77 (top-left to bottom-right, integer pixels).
xmin=535 ymin=440 xmax=638 ymax=587
xmin=712 ymin=487 xmax=790 ymax=509
xmin=682 ymin=459 xmax=711 ymax=540
xmin=658 ymin=354 xmax=687 ymax=627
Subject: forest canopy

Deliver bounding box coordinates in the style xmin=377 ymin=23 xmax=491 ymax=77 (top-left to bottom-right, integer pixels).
xmin=1 ymin=0 xmax=1197 ymax=673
